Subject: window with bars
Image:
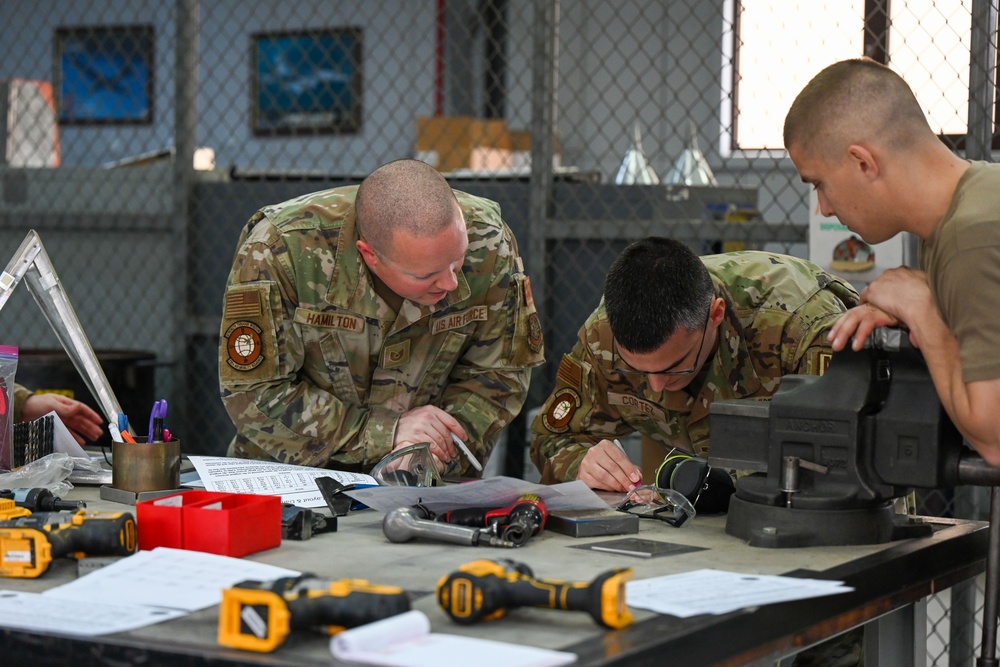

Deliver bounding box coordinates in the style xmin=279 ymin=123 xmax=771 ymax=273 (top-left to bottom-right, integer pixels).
xmin=724 ymin=0 xmax=989 ymax=152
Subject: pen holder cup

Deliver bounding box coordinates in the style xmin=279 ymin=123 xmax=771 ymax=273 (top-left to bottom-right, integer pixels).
xmin=112 ymin=439 xmax=181 ymax=493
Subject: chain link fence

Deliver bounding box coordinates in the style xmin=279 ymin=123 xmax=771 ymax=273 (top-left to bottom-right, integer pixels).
xmin=0 ymin=1 xmax=994 ymax=663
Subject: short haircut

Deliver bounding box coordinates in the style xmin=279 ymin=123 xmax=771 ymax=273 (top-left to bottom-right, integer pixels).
xmin=355 ymin=159 xmax=462 ymax=255
xmin=783 ymin=58 xmax=932 ymax=159
xmin=604 ymin=237 xmax=714 ymax=353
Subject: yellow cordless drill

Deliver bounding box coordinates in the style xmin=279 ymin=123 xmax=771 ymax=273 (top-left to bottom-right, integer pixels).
xmin=218 ymin=574 xmax=412 ymax=652
xmin=437 ymin=559 xmax=633 ymax=629
xmin=0 ymin=509 xmax=137 ymax=578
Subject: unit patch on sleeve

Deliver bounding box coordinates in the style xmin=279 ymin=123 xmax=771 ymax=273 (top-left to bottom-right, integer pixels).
xmin=542 ymin=388 xmax=581 ymax=433
xmin=522 ymin=276 xmax=542 ymax=353
xmin=220 ymin=282 xmax=280 ymax=384
xmin=225 ymin=321 xmax=265 ymax=371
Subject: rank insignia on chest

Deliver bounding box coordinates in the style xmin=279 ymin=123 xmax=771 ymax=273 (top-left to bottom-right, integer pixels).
xmin=382 ymin=340 xmax=411 ymax=369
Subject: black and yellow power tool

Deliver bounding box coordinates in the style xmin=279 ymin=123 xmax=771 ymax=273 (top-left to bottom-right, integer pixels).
xmin=218 ymin=574 xmax=412 ymax=652
xmin=437 ymin=559 xmax=633 ymax=629
xmin=0 ymin=509 xmax=137 ymax=578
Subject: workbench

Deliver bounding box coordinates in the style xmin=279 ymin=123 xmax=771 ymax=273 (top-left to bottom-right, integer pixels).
xmin=0 ymin=485 xmax=987 ymax=667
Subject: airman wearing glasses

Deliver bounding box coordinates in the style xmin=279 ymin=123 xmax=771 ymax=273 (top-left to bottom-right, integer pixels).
xmin=530 ymin=237 xmax=858 ymax=494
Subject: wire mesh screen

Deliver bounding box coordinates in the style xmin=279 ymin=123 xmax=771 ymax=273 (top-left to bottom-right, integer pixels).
xmin=0 ymin=1 xmax=994 ymax=663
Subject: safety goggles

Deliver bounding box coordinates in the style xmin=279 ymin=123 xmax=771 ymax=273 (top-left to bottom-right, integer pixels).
xmin=615 ymin=484 xmax=696 ymax=527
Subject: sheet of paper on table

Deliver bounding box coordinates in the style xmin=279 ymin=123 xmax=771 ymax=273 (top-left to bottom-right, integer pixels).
xmin=330 ymin=610 xmax=577 ymax=667
xmin=345 ymin=476 xmax=611 ymax=514
xmin=0 ymin=547 xmax=299 ymax=636
xmin=626 ymin=568 xmax=853 ymax=617
xmin=187 ymin=455 xmax=377 ymax=508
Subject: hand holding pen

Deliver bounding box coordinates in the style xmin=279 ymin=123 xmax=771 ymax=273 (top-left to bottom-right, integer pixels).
xmin=576 ymin=438 xmax=643 ymax=493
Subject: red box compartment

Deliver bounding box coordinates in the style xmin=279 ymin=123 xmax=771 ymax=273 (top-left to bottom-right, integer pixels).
xmin=136 ymin=491 xmax=229 ymax=551
xmin=136 ymin=491 xmax=281 ymax=557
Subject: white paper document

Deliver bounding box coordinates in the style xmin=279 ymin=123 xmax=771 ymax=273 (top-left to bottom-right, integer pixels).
xmin=330 ymin=610 xmax=577 ymax=667
xmin=0 ymin=591 xmax=186 ymax=636
xmin=345 ymin=476 xmax=610 ymax=514
xmin=46 ymin=410 xmax=90 ymax=458
xmin=0 ymin=548 xmax=299 ymax=637
xmin=43 ymin=547 xmax=300 ymax=612
xmin=187 ymin=455 xmax=377 ymax=507
xmin=626 ymin=569 xmax=853 ymax=618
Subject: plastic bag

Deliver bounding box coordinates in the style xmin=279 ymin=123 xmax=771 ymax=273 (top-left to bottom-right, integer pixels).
xmin=0 ymin=345 xmax=17 ymax=471
xmin=0 ymin=451 xmax=76 ymax=496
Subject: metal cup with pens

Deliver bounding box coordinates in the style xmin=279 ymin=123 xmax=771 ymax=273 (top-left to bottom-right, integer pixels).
xmin=111 ymin=401 xmax=180 ymax=494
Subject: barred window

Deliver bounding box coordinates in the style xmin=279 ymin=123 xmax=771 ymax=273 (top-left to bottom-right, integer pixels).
xmin=725 ymin=0 xmax=978 ymax=152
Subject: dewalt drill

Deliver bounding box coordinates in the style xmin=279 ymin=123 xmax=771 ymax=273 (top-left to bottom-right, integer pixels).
xmin=437 ymin=559 xmax=633 ymax=629
xmin=437 ymin=494 xmax=548 ymax=547
xmin=0 ymin=509 xmax=137 ymax=578
xmin=218 ymin=574 xmax=412 ymax=652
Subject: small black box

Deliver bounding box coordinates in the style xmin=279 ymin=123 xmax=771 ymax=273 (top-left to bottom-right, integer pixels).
xmin=546 ymin=509 xmax=640 ymax=538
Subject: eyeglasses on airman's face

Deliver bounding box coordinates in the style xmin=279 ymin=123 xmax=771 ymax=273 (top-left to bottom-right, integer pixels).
xmin=612 ymin=307 xmax=711 ymax=377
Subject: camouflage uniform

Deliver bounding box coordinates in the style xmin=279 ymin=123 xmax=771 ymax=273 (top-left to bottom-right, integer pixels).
xmin=220 ymin=186 xmax=544 ymax=474
xmin=531 ymin=251 xmax=858 ymax=483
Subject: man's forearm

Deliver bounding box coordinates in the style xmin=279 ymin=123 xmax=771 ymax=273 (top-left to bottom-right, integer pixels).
xmin=441 ymin=367 xmax=531 ymax=469
xmin=530 ymin=436 xmax=591 ymax=483
xmin=224 ymin=379 xmax=393 ymax=468
xmin=908 ymin=309 xmax=1000 ymax=467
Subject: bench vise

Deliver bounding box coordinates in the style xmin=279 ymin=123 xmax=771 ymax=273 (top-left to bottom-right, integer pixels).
xmin=710 ymin=327 xmax=999 ymax=547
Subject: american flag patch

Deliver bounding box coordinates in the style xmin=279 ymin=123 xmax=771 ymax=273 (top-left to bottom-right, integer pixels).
xmin=225 ymin=290 xmax=261 ymax=318
xmin=556 ymin=356 xmax=581 ymax=389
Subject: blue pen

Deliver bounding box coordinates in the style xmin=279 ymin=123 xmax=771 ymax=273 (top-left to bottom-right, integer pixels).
xmin=118 ymin=412 xmax=129 ymax=434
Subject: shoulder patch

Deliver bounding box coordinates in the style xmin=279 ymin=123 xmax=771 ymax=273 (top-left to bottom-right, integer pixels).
xmin=225 ymin=321 xmax=265 ymax=371
xmin=510 ymin=274 xmax=545 ymax=366
xmin=818 ymin=351 xmax=832 ymax=376
xmin=542 ymin=388 xmax=581 ymax=433
xmin=556 ymin=356 xmax=583 ymax=390
xmin=522 ymin=277 xmax=542 ymax=353
xmin=220 ymin=283 xmax=280 ymax=384
xmin=225 ymin=290 xmax=261 ymax=319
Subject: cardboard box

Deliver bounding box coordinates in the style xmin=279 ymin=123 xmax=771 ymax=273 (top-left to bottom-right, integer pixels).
xmin=136 ymin=490 xmax=282 ymax=557
xmin=415 ymin=116 xmax=512 ymax=172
